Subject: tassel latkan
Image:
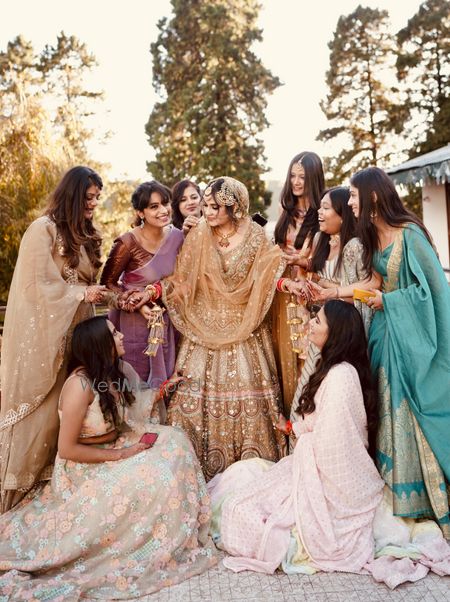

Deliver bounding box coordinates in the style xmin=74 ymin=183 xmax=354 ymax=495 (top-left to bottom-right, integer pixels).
xmin=144 ymin=304 xmax=165 ymax=357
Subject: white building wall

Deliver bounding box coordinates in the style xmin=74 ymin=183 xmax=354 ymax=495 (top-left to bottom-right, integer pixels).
xmin=422 ymin=183 xmax=449 ymax=277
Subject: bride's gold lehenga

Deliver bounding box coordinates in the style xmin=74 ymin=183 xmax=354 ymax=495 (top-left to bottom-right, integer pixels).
xmin=163 ymin=218 xmax=286 ymax=480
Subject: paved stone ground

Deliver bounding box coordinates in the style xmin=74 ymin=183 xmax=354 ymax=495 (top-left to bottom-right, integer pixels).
xmin=85 ymin=552 xmax=450 ymax=602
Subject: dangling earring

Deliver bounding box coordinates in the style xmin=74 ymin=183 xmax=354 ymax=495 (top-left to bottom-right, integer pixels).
xmin=370 ymin=209 xmax=377 ymax=221
xmin=140 ymin=217 xmax=145 ymax=229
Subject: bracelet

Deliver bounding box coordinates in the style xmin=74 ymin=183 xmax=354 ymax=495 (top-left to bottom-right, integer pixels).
xmin=286 ymin=420 xmax=293 ymax=435
xmin=144 ymin=282 xmax=162 ymax=302
xmin=276 ymin=278 xmax=286 ymax=292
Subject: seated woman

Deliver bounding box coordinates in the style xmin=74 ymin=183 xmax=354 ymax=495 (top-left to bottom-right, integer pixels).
xmin=282 ymin=186 xmax=380 ymax=425
xmin=207 ymin=301 xmax=450 ymax=588
xmin=0 ymin=317 xmax=216 ymax=600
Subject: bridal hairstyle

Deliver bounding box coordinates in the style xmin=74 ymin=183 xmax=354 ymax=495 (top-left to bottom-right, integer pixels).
xmin=350 ymin=167 xmax=432 ymax=274
xmin=274 ymin=151 xmax=325 ymax=249
xmin=311 ymin=187 xmax=356 ymax=277
xmin=296 ymin=300 xmax=378 ymax=458
xmin=45 ymin=165 xmax=103 ymax=270
xmin=131 ymin=180 xmax=172 ymax=227
xmin=171 ymin=179 xmax=201 ymax=229
xmin=68 ymin=316 xmax=135 ymax=426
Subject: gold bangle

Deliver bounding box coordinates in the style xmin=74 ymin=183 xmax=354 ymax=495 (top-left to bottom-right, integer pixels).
xmin=282 ymin=279 xmax=291 ymax=293
xmin=144 ymin=284 xmax=157 ymax=299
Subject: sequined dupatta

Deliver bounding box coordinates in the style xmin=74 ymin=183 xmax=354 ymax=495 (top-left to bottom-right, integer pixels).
xmin=162 ymin=218 xmax=285 ymax=349
xmin=0 ymin=217 xmax=97 ymax=511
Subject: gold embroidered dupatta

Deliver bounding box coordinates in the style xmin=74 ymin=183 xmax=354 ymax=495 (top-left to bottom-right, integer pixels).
xmin=0 ymin=216 xmax=97 ymax=511
xmin=162 ymin=218 xmax=285 ymax=348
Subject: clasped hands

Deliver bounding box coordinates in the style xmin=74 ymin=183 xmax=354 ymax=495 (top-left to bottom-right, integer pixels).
xmin=118 ymin=282 xmax=163 ymax=312
xmin=84 ymin=284 xmax=108 ymax=304
xmin=118 ymin=289 xmax=151 ymax=312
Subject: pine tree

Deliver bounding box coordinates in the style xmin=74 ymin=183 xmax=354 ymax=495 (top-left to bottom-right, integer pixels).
xmin=318 ymin=6 xmax=405 ymax=184
xmin=0 ymin=37 xmax=66 ymax=300
xmin=0 ymin=33 xmax=106 ymax=299
xmin=39 ymin=32 xmax=105 ymax=161
xmin=146 ymin=0 xmax=280 ymax=213
xmin=396 ymin=0 xmax=450 ymax=156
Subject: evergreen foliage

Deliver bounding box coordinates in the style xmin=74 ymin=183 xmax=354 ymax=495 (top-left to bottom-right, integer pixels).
xmin=146 ymin=0 xmax=280 ymax=213
xmin=396 ymin=0 xmax=450 ymax=156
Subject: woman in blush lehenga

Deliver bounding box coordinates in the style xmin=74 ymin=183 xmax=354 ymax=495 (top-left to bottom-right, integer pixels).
xmin=0 ymin=316 xmax=217 ymax=600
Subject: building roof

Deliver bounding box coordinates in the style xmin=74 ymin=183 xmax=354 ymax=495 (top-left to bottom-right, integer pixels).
xmin=386 ymin=144 xmax=450 ymax=185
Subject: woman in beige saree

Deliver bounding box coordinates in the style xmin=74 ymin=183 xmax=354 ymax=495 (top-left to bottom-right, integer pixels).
xmin=163 ymin=177 xmax=287 ymax=480
xmin=0 ymin=166 xmax=107 ymax=512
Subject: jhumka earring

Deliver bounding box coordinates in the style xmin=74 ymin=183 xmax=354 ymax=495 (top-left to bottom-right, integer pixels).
xmin=140 ymin=217 xmax=145 ymax=229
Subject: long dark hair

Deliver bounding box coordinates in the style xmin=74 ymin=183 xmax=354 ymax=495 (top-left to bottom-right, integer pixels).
xmin=68 ymin=316 xmax=134 ymax=426
xmin=350 ymin=167 xmax=433 ymax=274
xmin=274 ymin=151 xmax=325 ymax=249
xmin=311 ymin=187 xmax=356 ymax=277
xmin=171 ymin=179 xmax=201 ymax=229
xmin=45 ymin=166 xmax=103 ymax=270
xmin=131 ymin=180 xmax=172 ymax=227
xmin=296 ymin=300 xmax=378 ymax=458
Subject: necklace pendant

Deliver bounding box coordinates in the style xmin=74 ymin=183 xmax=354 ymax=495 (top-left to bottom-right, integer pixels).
xmin=218 ymin=238 xmax=231 ymax=248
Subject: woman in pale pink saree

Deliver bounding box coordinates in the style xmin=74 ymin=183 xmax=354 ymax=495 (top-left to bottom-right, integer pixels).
xmin=208 ymin=301 xmax=450 ymax=588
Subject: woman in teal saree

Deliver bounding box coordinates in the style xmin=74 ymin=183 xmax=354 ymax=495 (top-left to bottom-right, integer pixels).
xmin=349 ymin=167 xmax=450 ymax=536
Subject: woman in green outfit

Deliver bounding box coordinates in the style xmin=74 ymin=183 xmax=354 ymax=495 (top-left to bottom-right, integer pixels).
xmin=348 ymin=167 xmax=450 ymax=536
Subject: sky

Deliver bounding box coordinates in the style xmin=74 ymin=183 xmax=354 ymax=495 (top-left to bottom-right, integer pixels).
xmin=1 ymin=0 xmax=424 ymax=183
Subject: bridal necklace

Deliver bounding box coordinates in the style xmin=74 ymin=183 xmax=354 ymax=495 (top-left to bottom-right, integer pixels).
xmin=214 ymin=225 xmax=237 ymax=248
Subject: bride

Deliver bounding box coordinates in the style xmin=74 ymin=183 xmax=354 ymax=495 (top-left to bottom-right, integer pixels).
xmin=163 ymin=176 xmax=287 ymax=480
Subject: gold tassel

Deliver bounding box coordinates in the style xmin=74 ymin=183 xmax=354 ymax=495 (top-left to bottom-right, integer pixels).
xmin=286 ymin=297 xmax=308 ymax=356
xmin=143 ymin=304 xmax=165 ymax=357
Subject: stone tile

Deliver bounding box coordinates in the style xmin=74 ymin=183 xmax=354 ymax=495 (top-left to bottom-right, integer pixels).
xmin=155 ymin=570 xmax=444 ymax=602
xmin=84 ymin=552 xmax=450 ymax=602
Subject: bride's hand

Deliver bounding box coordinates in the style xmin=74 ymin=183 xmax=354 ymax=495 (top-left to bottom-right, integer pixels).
xmin=139 ymin=304 xmax=154 ymax=322
xmin=285 ymin=279 xmax=310 ymax=302
xmin=275 ymin=413 xmax=288 ymax=433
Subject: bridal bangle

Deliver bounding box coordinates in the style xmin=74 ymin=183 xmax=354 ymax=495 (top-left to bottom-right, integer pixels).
xmin=144 ymin=282 xmax=162 ymax=301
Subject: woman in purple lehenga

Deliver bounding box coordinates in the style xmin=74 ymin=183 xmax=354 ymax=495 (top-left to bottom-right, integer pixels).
xmin=101 ymin=181 xmax=183 ymax=389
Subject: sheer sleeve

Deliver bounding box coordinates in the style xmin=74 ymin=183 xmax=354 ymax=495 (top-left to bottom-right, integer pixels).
xmin=342 ymin=237 xmax=373 ymax=336
xmin=100 ymin=238 xmax=131 ymax=292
